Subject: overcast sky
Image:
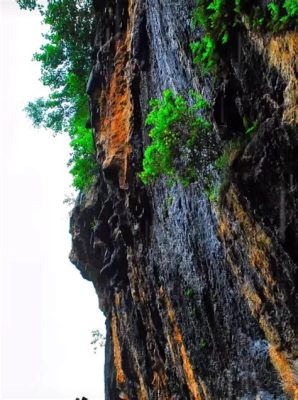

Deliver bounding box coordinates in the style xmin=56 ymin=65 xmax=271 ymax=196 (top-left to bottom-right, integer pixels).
xmin=0 ymin=1 xmax=105 ymax=399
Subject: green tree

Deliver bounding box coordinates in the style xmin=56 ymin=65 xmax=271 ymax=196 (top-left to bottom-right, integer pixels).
xmin=17 ymin=0 xmax=97 ymax=192
xmin=17 ymin=0 xmax=38 ymax=11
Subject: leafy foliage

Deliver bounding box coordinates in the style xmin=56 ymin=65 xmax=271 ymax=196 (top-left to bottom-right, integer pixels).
xmin=266 ymin=0 xmax=298 ymax=30
xmin=190 ymin=0 xmax=298 ymax=73
xmin=17 ymin=0 xmax=39 ymax=11
xmin=185 ymin=288 xmax=194 ymax=298
xmin=17 ymin=0 xmax=97 ymax=192
xmin=140 ymin=89 xmax=215 ymax=186
xmin=199 ymin=338 xmax=208 ymax=349
xmin=245 ymin=121 xmax=258 ymax=137
xmin=190 ymin=36 xmax=217 ymax=73
xmin=190 ymin=0 xmax=234 ymax=73
xmin=90 ymin=330 xmax=106 ymax=354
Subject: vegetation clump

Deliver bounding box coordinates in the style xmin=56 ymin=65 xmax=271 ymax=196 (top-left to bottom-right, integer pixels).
xmin=90 ymin=329 xmax=106 ymax=354
xmin=266 ymin=0 xmax=298 ymax=30
xmin=199 ymin=338 xmax=208 ymax=349
xmin=17 ymin=0 xmax=97 ymax=192
xmin=190 ymin=0 xmax=298 ymax=73
xmin=140 ymin=89 xmax=216 ymax=186
xmin=185 ymin=288 xmax=194 ymax=298
xmin=190 ymin=0 xmax=232 ymax=73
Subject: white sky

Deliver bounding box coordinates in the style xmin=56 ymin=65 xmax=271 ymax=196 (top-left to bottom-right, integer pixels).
xmin=0 ymin=1 xmax=105 ymax=399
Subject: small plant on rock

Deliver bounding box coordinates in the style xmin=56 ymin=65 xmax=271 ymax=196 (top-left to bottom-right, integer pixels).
xmin=267 ymin=0 xmax=298 ymax=31
xmin=185 ymin=288 xmax=194 ymax=298
xmin=199 ymin=338 xmax=208 ymax=349
xmin=190 ymin=0 xmax=233 ymax=73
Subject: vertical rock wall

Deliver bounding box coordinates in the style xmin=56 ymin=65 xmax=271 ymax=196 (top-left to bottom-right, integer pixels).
xmin=70 ymin=0 xmax=298 ymax=398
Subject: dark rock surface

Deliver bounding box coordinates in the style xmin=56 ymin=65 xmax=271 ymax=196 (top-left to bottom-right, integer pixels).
xmin=70 ymin=0 xmax=298 ymax=398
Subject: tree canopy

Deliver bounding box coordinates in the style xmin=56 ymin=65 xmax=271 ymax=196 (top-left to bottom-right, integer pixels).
xmin=17 ymin=0 xmax=97 ymax=192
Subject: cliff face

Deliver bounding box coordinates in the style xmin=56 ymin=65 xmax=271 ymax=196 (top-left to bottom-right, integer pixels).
xmin=69 ymin=0 xmax=298 ymax=399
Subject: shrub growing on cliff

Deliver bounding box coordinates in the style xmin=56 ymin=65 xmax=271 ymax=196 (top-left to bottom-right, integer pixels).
xmin=140 ymin=89 xmax=215 ymax=186
xmin=267 ymin=0 xmax=298 ymax=30
xmin=17 ymin=0 xmax=97 ymax=192
xmin=190 ymin=0 xmax=298 ymax=73
xmin=190 ymin=0 xmax=231 ymax=73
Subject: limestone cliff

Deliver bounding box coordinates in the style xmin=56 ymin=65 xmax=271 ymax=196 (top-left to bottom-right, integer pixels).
xmin=69 ymin=0 xmax=298 ymax=398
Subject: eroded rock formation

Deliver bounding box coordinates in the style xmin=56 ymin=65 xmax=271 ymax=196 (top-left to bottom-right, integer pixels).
xmin=70 ymin=0 xmax=298 ymax=398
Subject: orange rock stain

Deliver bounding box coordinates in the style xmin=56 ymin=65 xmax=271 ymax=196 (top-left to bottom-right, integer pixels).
xmin=160 ymin=288 xmax=204 ymax=400
xmin=269 ymin=345 xmax=298 ymax=399
xmin=249 ymin=30 xmax=298 ymax=125
xmin=220 ymin=186 xmax=275 ymax=301
xmin=131 ymin=347 xmax=149 ymax=400
xmin=97 ymin=29 xmax=133 ymax=189
xmin=115 ymin=292 xmax=122 ymax=308
xmin=218 ymin=185 xmax=298 ymax=398
xmin=111 ymin=311 xmax=126 ymax=385
xmin=268 ymin=32 xmax=298 ymax=125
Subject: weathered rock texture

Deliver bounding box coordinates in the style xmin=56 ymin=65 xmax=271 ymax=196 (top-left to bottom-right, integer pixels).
xmin=70 ymin=0 xmax=298 ymax=398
